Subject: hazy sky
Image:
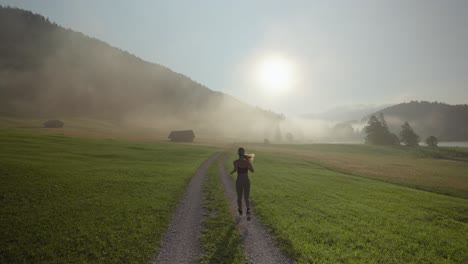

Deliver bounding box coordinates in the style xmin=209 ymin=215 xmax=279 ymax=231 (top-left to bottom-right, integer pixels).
xmin=2 ymin=0 xmax=468 ymax=115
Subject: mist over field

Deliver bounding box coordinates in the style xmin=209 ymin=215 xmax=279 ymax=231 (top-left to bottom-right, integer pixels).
xmin=1 ymin=5 xmax=467 ymax=143
xmin=0 ymin=7 xmax=374 ymax=143
xmin=0 ymin=7 xmax=287 ymax=141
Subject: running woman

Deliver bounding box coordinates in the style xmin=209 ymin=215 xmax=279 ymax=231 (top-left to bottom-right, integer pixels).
xmin=230 ymin=147 xmax=254 ymax=217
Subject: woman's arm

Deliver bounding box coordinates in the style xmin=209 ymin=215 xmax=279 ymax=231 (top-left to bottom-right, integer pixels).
xmin=248 ymin=162 xmax=254 ymax=173
xmin=230 ymin=160 xmax=237 ymax=175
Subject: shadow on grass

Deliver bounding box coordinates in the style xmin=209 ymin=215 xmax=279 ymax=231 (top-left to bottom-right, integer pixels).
xmin=204 ymin=224 xmax=244 ymax=264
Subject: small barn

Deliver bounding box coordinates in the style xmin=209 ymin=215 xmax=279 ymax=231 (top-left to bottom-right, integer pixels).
xmin=168 ymin=130 xmax=195 ymax=142
xmin=43 ymin=119 xmax=64 ymax=128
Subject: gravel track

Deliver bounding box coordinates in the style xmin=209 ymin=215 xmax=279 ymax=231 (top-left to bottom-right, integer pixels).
xmin=219 ymin=154 xmax=293 ymax=264
xmin=153 ymin=152 xmax=221 ymax=264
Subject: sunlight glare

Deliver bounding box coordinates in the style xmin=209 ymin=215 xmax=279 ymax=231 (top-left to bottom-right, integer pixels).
xmin=256 ymin=55 xmax=294 ymax=95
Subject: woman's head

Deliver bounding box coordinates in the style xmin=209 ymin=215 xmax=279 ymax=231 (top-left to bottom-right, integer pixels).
xmin=237 ymin=147 xmax=245 ymax=158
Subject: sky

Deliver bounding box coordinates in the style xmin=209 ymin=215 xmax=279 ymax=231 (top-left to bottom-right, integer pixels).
xmin=2 ymin=0 xmax=468 ymax=115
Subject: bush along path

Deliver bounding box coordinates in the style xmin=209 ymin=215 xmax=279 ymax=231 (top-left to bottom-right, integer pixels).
xmin=219 ymin=154 xmax=293 ymax=264
xmin=153 ymin=153 xmax=221 ymax=264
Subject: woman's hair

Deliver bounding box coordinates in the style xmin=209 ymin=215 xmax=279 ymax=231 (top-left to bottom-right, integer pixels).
xmin=237 ymin=147 xmax=246 ymax=158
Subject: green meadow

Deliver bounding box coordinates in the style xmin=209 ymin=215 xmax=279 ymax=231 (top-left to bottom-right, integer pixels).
xmin=237 ymin=150 xmax=468 ymax=263
xmin=2 ymin=127 xmax=468 ymax=263
xmin=0 ymin=129 xmax=218 ymax=263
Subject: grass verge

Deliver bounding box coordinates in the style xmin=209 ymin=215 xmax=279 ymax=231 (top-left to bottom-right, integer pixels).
xmin=0 ymin=128 xmax=218 ymax=263
xmin=200 ymin=155 xmax=246 ymax=264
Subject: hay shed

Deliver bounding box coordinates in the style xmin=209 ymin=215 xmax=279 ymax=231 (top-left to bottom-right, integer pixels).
xmin=168 ymin=130 xmax=195 ymax=142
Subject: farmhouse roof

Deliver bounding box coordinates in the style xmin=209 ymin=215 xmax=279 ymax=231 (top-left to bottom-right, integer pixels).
xmin=168 ymin=130 xmax=195 ymax=139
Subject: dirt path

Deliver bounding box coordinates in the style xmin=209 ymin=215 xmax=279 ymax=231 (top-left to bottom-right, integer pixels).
xmin=153 ymin=153 xmax=221 ymax=264
xmin=219 ymin=154 xmax=293 ymax=264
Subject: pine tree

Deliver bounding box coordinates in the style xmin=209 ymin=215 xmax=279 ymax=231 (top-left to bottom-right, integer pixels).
xmin=378 ymin=112 xmax=388 ymax=129
xmin=364 ymin=115 xmax=399 ymax=145
xmin=425 ymin=136 xmax=438 ymax=147
xmin=399 ymin=122 xmax=420 ymax=147
xmin=364 ymin=115 xmax=385 ymax=144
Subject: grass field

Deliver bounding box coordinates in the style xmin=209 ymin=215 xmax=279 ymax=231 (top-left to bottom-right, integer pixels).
xmin=200 ymin=157 xmax=245 ymax=264
xmin=3 ymin=126 xmax=467 ymax=263
xmin=0 ymin=129 xmax=218 ymax=263
xmin=246 ymin=143 xmax=468 ymax=198
xmin=235 ymin=151 xmax=468 ymax=263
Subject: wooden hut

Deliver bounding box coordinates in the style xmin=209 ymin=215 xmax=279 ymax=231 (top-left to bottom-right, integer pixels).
xmin=43 ymin=119 xmax=64 ymax=128
xmin=168 ymin=130 xmax=195 ymax=142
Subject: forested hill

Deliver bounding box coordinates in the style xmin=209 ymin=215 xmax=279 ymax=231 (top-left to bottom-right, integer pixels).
xmin=0 ymin=6 xmax=283 ymax=138
xmin=374 ymin=101 xmax=468 ymax=141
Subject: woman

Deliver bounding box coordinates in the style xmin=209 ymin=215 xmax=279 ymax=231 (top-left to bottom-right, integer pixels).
xmin=230 ymin=147 xmax=254 ymax=217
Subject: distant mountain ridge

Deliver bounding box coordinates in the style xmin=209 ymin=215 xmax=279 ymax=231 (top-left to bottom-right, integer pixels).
xmin=372 ymin=101 xmax=468 ymax=141
xmin=301 ymin=101 xmax=468 ymax=142
xmin=0 ymin=6 xmax=282 ymax=139
xmin=302 ymin=104 xmax=391 ymax=122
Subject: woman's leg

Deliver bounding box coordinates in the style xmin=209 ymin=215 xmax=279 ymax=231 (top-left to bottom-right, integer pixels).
xmin=244 ymin=179 xmax=250 ymax=210
xmin=236 ymin=180 xmax=243 ymax=211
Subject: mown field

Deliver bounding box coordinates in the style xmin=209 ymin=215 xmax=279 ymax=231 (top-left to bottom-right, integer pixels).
xmin=232 ymin=150 xmax=468 ymax=263
xmin=246 ymin=143 xmax=468 ymax=198
xmin=0 ymin=129 xmax=218 ymax=263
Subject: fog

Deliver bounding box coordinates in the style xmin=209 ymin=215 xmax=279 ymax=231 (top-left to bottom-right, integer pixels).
xmin=5 ymin=6 xmax=465 ymax=144
xmin=1 ymin=7 xmax=330 ymax=142
xmin=0 ymin=6 xmax=368 ymax=144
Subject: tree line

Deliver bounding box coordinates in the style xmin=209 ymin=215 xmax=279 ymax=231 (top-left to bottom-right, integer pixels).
xmin=364 ymin=113 xmax=438 ymax=147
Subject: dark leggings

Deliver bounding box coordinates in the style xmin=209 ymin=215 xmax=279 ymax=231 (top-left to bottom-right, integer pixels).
xmin=236 ymin=174 xmax=250 ymax=210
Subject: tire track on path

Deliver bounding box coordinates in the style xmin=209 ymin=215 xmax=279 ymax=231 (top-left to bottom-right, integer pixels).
xmin=219 ymin=154 xmax=293 ymax=264
xmin=153 ymin=152 xmax=221 ymax=264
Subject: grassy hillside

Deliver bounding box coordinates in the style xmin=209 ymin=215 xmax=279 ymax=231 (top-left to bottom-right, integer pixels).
xmin=235 ymin=151 xmax=468 ymax=263
xmin=0 ymin=129 xmax=218 ymax=263
xmin=245 ymin=143 xmax=468 ymax=198
xmin=0 ymin=6 xmax=283 ymax=140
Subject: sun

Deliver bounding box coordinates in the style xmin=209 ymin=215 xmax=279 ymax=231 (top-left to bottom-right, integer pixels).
xmin=256 ymin=55 xmax=294 ymax=95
